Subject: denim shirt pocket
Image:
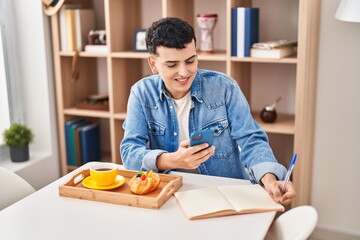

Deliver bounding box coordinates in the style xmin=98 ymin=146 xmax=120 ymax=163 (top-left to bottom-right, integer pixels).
xmin=147 ymin=121 xmax=166 ymax=149
xmin=202 ymin=118 xmax=234 ymax=159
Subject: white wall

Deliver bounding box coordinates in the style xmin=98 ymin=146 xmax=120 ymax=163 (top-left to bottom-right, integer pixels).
xmin=311 ymin=0 xmax=360 ymax=236
xmin=8 ymin=0 xmax=61 ymax=189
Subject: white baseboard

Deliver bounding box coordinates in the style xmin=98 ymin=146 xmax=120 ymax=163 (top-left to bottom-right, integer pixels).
xmin=310 ymin=227 xmax=360 ymax=240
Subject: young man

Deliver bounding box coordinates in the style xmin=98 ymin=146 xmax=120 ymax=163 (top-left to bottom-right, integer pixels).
xmin=121 ymin=17 xmax=295 ymax=204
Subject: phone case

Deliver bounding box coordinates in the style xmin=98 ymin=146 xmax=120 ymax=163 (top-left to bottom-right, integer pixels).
xmin=190 ymin=129 xmax=214 ymax=147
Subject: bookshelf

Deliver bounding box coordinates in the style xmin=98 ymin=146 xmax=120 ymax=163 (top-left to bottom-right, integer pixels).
xmin=49 ymin=0 xmax=319 ymax=207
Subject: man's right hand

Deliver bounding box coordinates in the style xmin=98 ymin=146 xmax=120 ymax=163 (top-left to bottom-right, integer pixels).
xmin=156 ymin=139 xmax=215 ymax=170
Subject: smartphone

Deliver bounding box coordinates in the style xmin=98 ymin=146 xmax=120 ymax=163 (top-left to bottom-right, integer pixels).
xmin=190 ymin=129 xmax=214 ymax=147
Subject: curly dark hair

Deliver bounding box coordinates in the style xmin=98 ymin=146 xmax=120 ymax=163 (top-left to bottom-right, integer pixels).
xmin=145 ymin=17 xmax=196 ymax=56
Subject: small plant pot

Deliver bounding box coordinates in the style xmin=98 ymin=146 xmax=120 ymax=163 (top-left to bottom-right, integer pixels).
xmin=10 ymin=145 xmax=29 ymax=162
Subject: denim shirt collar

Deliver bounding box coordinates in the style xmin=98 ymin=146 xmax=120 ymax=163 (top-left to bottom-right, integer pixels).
xmin=158 ymin=70 xmax=204 ymax=103
xmin=158 ymin=75 xmax=168 ymax=101
xmin=190 ymin=71 xmax=204 ymax=103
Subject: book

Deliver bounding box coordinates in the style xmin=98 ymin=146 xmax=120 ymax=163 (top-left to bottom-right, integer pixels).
xmin=59 ymin=6 xmax=67 ymax=51
xmin=252 ymin=39 xmax=297 ymax=50
xmin=86 ymin=93 xmax=109 ymax=103
xmin=236 ymin=8 xmax=245 ymax=57
xmin=250 ymin=46 xmax=296 ymax=59
xmin=64 ymin=118 xmax=83 ymax=166
xmin=84 ymin=45 xmax=108 ymax=53
xmin=232 ymin=8 xmax=259 ymax=57
xmin=244 ymin=8 xmax=259 ymax=57
xmin=65 ymin=9 xmax=76 ymax=52
xmin=69 ymin=119 xmax=89 ymax=166
xmin=80 ymin=123 xmax=101 ymax=164
xmin=231 ymin=8 xmax=237 ymax=56
xmin=74 ymin=123 xmax=91 ymax=166
xmin=174 ymin=184 xmax=284 ymax=220
xmin=74 ymin=9 xmax=95 ymax=51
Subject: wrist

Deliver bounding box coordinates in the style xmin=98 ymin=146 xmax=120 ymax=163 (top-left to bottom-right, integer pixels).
xmin=260 ymin=173 xmax=277 ymax=187
xmin=156 ymin=152 xmax=174 ymax=171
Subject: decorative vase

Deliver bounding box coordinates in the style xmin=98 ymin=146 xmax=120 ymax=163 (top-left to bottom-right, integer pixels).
xmin=10 ymin=145 xmax=29 ymax=162
xmin=196 ymin=14 xmax=218 ymax=53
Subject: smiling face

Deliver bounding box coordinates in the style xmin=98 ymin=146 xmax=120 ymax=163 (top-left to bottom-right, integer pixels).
xmin=147 ymin=39 xmax=198 ymax=100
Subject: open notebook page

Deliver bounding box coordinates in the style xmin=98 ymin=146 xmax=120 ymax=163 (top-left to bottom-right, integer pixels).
xmin=175 ymin=187 xmax=234 ymax=218
xmin=217 ymin=184 xmax=284 ymax=213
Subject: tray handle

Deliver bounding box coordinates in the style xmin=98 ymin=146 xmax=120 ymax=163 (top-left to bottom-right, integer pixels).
xmin=158 ymin=179 xmax=177 ymax=199
xmin=65 ymin=170 xmax=88 ymax=186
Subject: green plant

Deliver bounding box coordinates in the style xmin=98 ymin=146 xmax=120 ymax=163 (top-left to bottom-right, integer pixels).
xmin=3 ymin=123 xmax=34 ymax=147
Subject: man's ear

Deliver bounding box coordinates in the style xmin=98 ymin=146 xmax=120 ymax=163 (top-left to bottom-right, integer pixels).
xmin=147 ymin=56 xmax=158 ymax=74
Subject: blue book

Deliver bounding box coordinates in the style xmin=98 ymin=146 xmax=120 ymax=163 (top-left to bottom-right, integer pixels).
xmin=244 ymin=8 xmax=259 ymax=57
xmin=236 ymin=7 xmax=259 ymax=57
xmin=64 ymin=118 xmax=84 ymax=166
xmin=69 ymin=119 xmax=89 ymax=166
xmin=231 ymin=8 xmax=238 ymax=57
xmin=80 ymin=123 xmax=101 ymax=164
xmin=75 ymin=123 xmax=92 ymax=166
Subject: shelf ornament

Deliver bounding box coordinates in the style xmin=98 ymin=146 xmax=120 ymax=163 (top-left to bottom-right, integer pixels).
xmin=196 ymin=14 xmax=218 ymax=53
xmin=260 ymin=97 xmax=282 ymax=123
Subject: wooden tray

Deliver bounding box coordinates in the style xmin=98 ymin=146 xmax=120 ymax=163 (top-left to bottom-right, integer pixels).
xmin=59 ymin=169 xmax=183 ymax=209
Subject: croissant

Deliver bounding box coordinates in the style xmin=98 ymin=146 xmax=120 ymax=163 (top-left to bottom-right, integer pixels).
xmin=129 ymin=170 xmax=161 ymax=195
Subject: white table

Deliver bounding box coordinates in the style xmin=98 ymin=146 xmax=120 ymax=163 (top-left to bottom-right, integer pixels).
xmin=0 ymin=162 xmax=275 ymax=240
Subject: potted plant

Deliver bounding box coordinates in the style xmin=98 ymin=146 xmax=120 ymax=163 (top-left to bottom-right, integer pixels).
xmin=3 ymin=123 xmax=34 ymax=162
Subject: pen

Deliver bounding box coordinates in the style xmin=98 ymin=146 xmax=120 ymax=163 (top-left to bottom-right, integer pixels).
xmin=281 ymin=153 xmax=297 ymax=194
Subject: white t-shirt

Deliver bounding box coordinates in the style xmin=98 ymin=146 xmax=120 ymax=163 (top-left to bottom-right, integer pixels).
xmin=173 ymin=91 xmax=191 ymax=145
xmin=173 ymin=92 xmax=199 ymax=174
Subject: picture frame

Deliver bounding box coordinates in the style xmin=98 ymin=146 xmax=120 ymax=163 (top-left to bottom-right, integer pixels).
xmin=133 ymin=29 xmax=147 ymax=52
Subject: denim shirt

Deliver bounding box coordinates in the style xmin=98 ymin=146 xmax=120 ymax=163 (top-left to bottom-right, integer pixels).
xmin=120 ymin=69 xmax=287 ymax=183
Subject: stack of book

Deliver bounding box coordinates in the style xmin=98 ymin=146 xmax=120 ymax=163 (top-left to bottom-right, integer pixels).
xmin=64 ymin=118 xmax=101 ymax=166
xmin=231 ymin=7 xmax=259 ymax=57
xmin=75 ymin=93 xmax=109 ymax=111
xmin=250 ymin=40 xmax=297 ymax=59
xmin=59 ymin=6 xmax=95 ymax=52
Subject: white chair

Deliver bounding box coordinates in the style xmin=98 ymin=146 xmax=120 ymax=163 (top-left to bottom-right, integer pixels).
xmin=264 ymin=205 xmax=318 ymax=240
xmin=0 ymin=166 xmax=36 ymax=210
